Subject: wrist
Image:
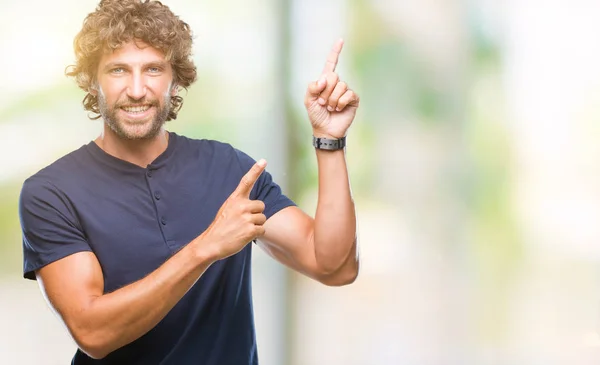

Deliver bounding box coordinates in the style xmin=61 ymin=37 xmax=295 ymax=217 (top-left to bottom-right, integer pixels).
xmin=191 ymin=234 xmax=221 ymax=264
xmin=312 ymin=129 xmax=345 ymax=140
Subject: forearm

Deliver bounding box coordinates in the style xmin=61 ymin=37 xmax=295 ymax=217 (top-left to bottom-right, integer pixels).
xmin=75 ymin=237 xmax=215 ymax=358
xmin=313 ymin=148 xmax=357 ymax=274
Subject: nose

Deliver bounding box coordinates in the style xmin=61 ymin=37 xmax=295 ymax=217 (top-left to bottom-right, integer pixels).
xmin=126 ymin=72 xmax=147 ymax=100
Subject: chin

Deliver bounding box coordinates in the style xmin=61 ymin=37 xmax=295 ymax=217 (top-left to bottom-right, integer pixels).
xmin=110 ymin=119 xmax=164 ymax=140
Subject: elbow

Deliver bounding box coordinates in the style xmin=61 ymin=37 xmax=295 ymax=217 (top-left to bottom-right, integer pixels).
xmin=318 ymin=257 xmax=359 ymax=287
xmin=58 ymin=298 xmax=117 ymax=359
xmin=84 ymin=348 xmax=110 ymax=360
xmin=315 ymin=239 xmax=359 ymax=286
xmin=325 ymin=271 xmax=358 ymax=287
xmin=72 ymin=328 xmax=112 ymax=359
xmin=77 ymin=336 xmax=110 ymax=360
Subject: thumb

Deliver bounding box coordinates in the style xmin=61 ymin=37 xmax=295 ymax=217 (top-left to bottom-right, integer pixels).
xmin=233 ymin=159 xmax=267 ymax=198
xmin=305 ymin=76 xmax=327 ymax=101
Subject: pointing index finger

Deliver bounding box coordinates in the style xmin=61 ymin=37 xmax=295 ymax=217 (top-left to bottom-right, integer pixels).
xmin=234 ymin=159 xmax=267 ymax=197
xmin=321 ymin=38 xmax=344 ymax=75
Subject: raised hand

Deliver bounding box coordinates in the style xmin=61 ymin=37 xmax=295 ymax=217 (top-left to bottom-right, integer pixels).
xmin=202 ymin=159 xmax=268 ymax=260
xmin=304 ymin=39 xmax=360 ymax=140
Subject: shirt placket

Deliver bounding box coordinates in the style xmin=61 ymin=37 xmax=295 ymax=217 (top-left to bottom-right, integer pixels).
xmin=145 ymin=165 xmax=177 ymax=251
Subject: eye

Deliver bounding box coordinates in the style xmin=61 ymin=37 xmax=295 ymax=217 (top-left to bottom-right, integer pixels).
xmin=148 ymin=67 xmax=161 ymax=73
xmin=111 ymin=67 xmax=125 ymax=74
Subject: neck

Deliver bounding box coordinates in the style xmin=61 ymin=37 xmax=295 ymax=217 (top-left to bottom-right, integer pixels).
xmin=95 ymin=126 xmax=170 ymax=168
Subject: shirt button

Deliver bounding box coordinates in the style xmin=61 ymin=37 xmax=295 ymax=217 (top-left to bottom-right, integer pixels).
xmin=146 ymin=170 xmax=153 ymax=178
xmin=161 ymin=217 xmax=167 ymax=225
xmin=154 ymin=192 xmax=161 ymax=200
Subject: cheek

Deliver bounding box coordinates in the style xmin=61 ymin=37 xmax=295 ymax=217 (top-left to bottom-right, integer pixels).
xmin=157 ymin=82 xmax=176 ymax=101
xmin=99 ymin=82 xmax=125 ymax=105
xmin=144 ymin=79 xmax=168 ymax=95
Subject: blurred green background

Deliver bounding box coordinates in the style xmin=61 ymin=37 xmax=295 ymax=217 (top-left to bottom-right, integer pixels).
xmin=2 ymin=0 xmax=600 ymax=364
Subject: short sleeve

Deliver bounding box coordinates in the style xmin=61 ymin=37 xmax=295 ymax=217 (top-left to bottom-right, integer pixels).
xmin=234 ymin=149 xmax=296 ymax=219
xmin=19 ymin=178 xmax=92 ymax=280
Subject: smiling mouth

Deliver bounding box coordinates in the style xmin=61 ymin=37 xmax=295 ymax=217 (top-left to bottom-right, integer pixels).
xmin=121 ymin=105 xmax=152 ymax=114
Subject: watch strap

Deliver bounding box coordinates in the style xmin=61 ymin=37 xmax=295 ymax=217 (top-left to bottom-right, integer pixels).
xmin=313 ymin=136 xmax=346 ymax=150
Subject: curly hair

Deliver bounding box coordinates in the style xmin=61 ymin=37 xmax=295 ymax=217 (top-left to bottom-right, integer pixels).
xmin=66 ymin=0 xmax=197 ymax=120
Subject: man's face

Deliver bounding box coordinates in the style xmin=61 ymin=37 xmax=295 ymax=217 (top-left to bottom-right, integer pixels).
xmin=94 ymin=41 xmax=176 ymax=140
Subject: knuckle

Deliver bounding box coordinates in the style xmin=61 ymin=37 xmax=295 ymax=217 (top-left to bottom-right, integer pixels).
xmin=227 ymin=198 xmax=236 ymax=207
xmin=232 ymin=203 xmax=244 ymax=214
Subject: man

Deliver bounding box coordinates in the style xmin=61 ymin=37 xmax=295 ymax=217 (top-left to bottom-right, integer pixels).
xmin=19 ymin=0 xmax=359 ymax=364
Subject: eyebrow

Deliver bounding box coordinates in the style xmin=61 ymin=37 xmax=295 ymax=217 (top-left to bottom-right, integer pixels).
xmin=102 ymin=61 xmax=169 ymax=73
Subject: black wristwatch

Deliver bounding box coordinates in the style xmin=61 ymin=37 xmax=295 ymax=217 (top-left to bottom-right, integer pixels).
xmin=312 ymin=136 xmax=346 ymax=150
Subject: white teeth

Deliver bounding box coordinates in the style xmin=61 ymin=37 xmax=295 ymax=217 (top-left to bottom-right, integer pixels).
xmin=122 ymin=105 xmax=151 ymax=113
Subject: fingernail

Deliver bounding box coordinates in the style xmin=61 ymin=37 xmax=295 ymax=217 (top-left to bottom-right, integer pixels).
xmin=257 ymin=159 xmax=266 ymax=167
xmin=319 ymin=76 xmax=326 ymax=85
xmin=318 ymin=98 xmax=326 ymax=105
xmin=336 ymin=107 xmax=341 ymax=112
xmin=327 ymin=106 xmax=334 ymax=112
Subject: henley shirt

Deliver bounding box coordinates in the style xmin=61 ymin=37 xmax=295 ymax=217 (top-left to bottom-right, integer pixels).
xmin=19 ymin=131 xmax=296 ymax=364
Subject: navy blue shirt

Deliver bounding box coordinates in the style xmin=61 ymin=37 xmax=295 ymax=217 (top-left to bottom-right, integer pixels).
xmin=19 ymin=132 xmax=295 ymax=364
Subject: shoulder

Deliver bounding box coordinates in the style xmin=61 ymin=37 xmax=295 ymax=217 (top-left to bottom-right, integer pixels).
xmin=20 ymin=145 xmax=92 ymax=208
xmin=172 ymin=133 xmax=252 ymax=168
xmin=25 ymin=144 xmax=91 ymax=184
xmin=173 ymin=133 xmax=231 ymax=153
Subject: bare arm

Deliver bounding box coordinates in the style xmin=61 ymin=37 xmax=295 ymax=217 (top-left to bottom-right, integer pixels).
xmin=312 ymin=148 xmax=357 ymax=274
xmin=36 ymin=160 xmax=269 ymax=359
xmin=37 ymin=243 xmax=215 ymax=359
xmin=258 ymin=39 xmax=360 ymax=286
xmin=258 ymin=148 xmax=358 ymax=286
